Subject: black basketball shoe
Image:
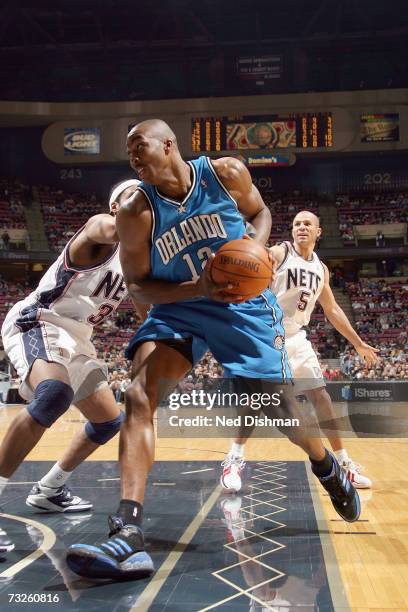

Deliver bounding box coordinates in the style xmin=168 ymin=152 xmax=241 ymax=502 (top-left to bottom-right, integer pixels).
xmin=66 ymin=516 xmax=154 ymax=580
xmin=313 ymin=453 xmax=361 ymax=522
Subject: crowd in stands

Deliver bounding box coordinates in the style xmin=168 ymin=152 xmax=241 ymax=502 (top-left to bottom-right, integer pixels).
xmin=0 ymin=179 xmax=29 ymax=228
xmin=0 ymin=273 xmax=407 ymax=394
xmin=0 ymin=179 xmax=29 ymax=251
xmin=338 ymin=277 xmax=408 ymax=379
xmin=263 ymin=191 xmax=320 ymax=245
xmin=38 ymin=186 xmax=104 ymax=251
xmin=336 ymin=192 xmax=408 ymax=245
xmin=0 ymin=177 xmax=408 ymax=388
xmin=308 ymin=303 xmax=346 ymax=360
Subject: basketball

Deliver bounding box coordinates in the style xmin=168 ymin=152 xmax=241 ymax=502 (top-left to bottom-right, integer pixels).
xmin=211 ymin=238 xmax=273 ymax=299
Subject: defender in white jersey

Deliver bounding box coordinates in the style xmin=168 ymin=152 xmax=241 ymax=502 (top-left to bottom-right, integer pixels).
xmin=221 ymin=211 xmax=379 ymax=492
xmin=272 ymin=238 xmax=326 ymax=388
xmin=0 ymin=180 xmax=141 ymax=553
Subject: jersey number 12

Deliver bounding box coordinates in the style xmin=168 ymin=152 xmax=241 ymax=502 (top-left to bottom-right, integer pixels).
xmin=182 ymin=247 xmax=212 ymax=281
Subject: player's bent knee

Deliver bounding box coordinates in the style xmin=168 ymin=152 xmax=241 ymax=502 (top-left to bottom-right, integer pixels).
xmin=124 ymin=381 xmax=150 ymax=417
xmin=85 ymin=411 xmax=125 ymax=444
xmin=27 ymin=379 xmax=74 ymax=428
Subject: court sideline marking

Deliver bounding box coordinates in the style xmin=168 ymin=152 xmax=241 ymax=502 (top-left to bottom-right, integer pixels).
xmin=305 ymin=462 xmax=350 ymax=612
xmin=0 ymin=513 xmax=56 ymax=578
xmin=131 ymin=484 xmax=222 ymax=612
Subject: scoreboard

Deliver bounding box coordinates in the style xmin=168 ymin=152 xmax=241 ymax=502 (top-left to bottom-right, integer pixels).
xmin=191 ymin=112 xmax=333 ymax=152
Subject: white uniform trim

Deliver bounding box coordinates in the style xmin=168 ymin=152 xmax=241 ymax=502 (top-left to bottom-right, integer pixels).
xmin=206 ymin=157 xmax=239 ymax=209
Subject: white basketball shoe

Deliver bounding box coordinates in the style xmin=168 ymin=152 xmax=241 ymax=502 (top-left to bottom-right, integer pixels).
xmin=342 ymin=459 xmax=372 ymax=489
xmin=220 ymin=454 xmax=245 ymax=492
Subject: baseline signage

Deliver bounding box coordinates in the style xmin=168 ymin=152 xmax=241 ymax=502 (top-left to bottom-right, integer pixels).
xmin=327 ymin=381 xmax=407 ymax=402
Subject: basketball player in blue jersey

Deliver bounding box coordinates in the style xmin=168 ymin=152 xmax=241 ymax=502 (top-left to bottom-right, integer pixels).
xmin=67 ymin=119 xmax=360 ymax=581
xmin=0 ymin=181 xmax=142 ymax=554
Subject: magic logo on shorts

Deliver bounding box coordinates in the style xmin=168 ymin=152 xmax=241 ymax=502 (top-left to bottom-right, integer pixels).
xmin=274 ymin=335 xmax=284 ymax=350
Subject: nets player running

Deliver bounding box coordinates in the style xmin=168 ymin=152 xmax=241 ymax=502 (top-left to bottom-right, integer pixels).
xmin=221 ymin=211 xmax=378 ymax=492
xmin=0 ymin=180 xmax=140 ymax=554
xmin=67 ymin=119 xmax=360 ymax=582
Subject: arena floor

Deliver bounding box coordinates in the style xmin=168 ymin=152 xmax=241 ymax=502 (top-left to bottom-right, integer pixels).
xmin=0 ymin=404 xmax=407 ymax=611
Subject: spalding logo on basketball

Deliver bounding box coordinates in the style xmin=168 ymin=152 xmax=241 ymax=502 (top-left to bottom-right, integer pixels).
xmin=211 ymin=238 xmax=273 ymax=300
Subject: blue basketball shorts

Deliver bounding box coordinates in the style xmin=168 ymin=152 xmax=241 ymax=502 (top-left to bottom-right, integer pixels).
xmin=126 ymin=290 xmax=291 ymax=381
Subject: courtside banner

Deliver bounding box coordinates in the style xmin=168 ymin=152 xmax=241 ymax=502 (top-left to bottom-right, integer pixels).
xmin=156 ymin=378 xmax=408 ymax=438
xmin=326 ymin=381 xmax=408 ymax=403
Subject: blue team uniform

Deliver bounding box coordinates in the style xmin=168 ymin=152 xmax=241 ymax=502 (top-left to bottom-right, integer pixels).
xmin=126 ymin=156 xmax=290 ymax=380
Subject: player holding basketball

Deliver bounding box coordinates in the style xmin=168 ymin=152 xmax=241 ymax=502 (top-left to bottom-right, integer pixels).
xmin=67 ymin=119 xmax=361 ymax=581
xmin=0 ymin=180 xmax=140 ymax=554
xmin=221 ymin=210 xmax=378 ymax=493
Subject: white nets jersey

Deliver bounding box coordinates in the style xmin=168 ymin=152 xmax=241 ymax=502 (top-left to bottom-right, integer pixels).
xmin=6 ymin=227 xmax=127 ymax=342
xmin=271 ymin=241 xmax=325 ymax=337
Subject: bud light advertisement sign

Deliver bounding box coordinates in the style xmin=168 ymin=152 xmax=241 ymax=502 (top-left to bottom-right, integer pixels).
xmin=64 ymin=128 xmax=101 ymax=155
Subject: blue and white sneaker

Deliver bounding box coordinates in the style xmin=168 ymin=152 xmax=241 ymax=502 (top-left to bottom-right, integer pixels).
xmin=313 ymin=453 xmax=361 ymax=522
xmin=66 ymin=516 xmax=154 ymax=580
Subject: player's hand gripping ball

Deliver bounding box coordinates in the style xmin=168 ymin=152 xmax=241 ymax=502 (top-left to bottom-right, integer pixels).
xmin=211 ymin=238 xmax=274 ymax=300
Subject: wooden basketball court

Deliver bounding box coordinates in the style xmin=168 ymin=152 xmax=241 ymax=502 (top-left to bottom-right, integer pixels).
xmin=0 ymin=404 xmax=407 ymax=611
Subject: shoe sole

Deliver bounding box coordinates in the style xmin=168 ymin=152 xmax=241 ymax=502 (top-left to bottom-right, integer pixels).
xmin=336 ymin=489 xmax=361 ymax=523
xmin=66 ymin=547 xmax=154 ymax=580
xmin=219 ymin=476 xmax=241 ymax=493
xmin=0 ymin=543 xmax=15 ymax=553
xmin=26 ymin=499 xmax=93 ymax=513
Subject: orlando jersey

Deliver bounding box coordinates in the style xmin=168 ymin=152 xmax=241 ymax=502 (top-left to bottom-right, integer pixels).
xmin=271 ymin=241 xmax=325 ymax=336
xmin=129 ymin=157 xmax=289 ymax=380
xmin=9 ymin=226 xmax=127 ymax=339
xmin=138 ymin=156 xmax=246 ymax=288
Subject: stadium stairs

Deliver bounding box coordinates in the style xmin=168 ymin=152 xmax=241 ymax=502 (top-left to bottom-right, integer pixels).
xmin=325 ymin=358 xmax=341 ymax=369
xmin=24 ymin=188 xmax=49 ymax=251
xmin=319 ymin=200 xmax=342 ymax=248
xmin=332 ymin=287 xmax=354 ymax=323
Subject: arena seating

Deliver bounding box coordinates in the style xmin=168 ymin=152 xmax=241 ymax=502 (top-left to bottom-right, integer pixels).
xmin=337 ymin=192 xmax=408 ymax=246
xmin=0 ymin=178 xmax=407 ymax=384
xmin=0 ymin=179 xmax=29 ymax=249
xmin=37 ymin=186 xmax=104 ymax=251
xmin=340 ymin=277 xmax=408 ymax=379
xmin=264 ymin=191 xmax=320 ymax=245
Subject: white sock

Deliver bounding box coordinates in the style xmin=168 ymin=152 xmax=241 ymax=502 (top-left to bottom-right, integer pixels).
xmin=40 ymin=463 xmax=72 ymax=490
xmin=230 ymin=443 xmax=245 ymax=458
xmin=334 ymin=449 xmax=349 ymax=464
xmin=0 ymin=476 xmax=9 ymax=497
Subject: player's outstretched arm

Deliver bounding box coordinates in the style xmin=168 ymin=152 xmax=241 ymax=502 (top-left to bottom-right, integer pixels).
xmin=212 ymin=157 xmax=271 ymax=245
xmin=84 ymin=214 xmax=118 ymax=244
xmin=318 ymin=264 xmax=379 ymax=367
xmin=67 ymin=213 xmax=119 ymax=265
xmin=116 ymin=191 xmax=235 ymax=304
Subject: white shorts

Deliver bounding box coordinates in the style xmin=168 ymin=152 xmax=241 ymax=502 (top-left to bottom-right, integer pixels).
xmin=285 ymin=330 xmax=325 ymax=392
xmin=2 ymin=302 xmax=108 ymax=403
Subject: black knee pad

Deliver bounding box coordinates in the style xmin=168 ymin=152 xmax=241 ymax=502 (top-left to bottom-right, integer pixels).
xmin=85 ymin=411 xmax=125 ymax=444
xmin=27 ymin=379 xmax=74 ymax=428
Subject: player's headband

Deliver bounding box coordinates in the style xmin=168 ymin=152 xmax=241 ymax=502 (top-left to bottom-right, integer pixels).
xmin=109 ymin=179 xmax=140 ymax=211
